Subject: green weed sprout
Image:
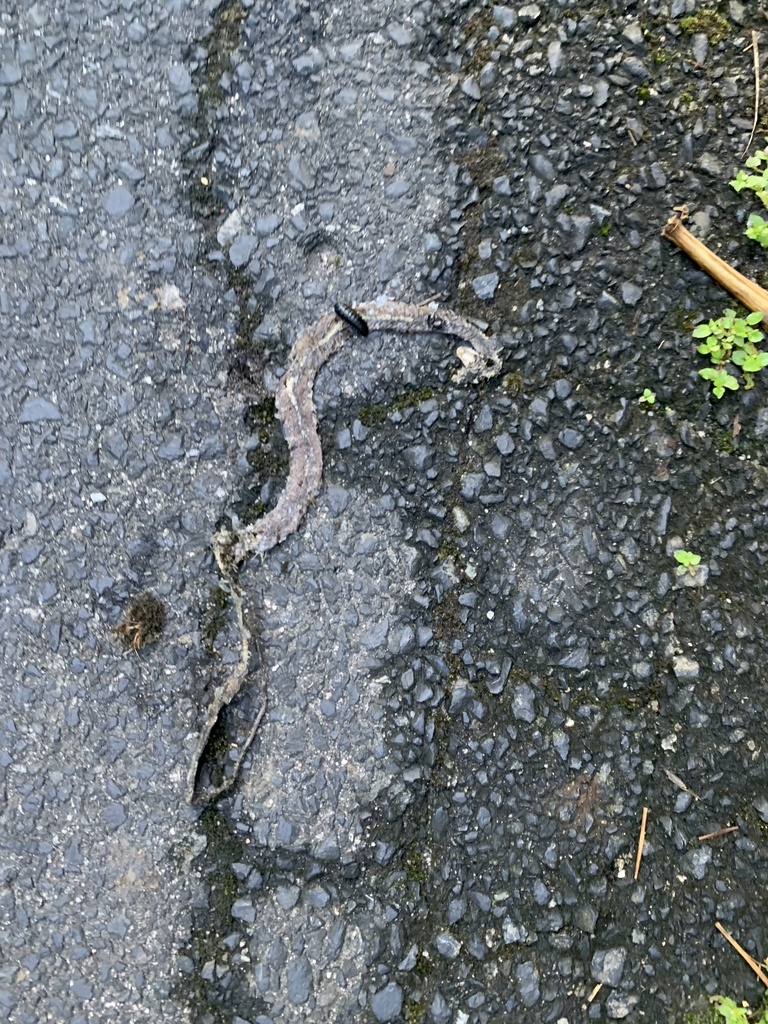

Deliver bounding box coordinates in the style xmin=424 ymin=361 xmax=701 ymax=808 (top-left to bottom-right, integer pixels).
xmin=698 ymin=365 xmax=740 ymax=398
xmin=710 ymin=994 xmax=768 ymax=1024
xmin=674 ymin=549 xmax=701 ymax=575
xmin=730 ymin=148 xmax=768 ymax=207
xmin=731 ymin=144 xmax=768 ymax=249
xmin=692 ymin=309 xmax=767 ymax=397
xmin=745 ymin=215 xmax=768 ymax=248
xmin=639 ymin=388 xmax=656 ymax=405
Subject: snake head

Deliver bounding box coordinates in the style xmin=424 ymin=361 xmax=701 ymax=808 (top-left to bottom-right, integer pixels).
xmin=452 ymin=344 xmax=503 ymax=383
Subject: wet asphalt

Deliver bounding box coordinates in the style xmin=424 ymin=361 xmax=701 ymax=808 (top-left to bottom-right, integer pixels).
xmin=1 ymin=1 xmax=768 ymax=1022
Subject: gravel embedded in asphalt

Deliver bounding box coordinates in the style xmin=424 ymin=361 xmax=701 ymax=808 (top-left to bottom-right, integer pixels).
xmin=2 ymin=1 xmax=768 ymax=1023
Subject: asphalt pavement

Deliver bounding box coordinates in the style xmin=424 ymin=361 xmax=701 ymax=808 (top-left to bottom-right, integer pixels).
xmin=1 ymin=1 xmax=767 ymax=1023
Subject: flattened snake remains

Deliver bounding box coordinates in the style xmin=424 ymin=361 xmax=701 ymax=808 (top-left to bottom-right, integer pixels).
xmin=187 ymin=299 xmax=502 ymax=804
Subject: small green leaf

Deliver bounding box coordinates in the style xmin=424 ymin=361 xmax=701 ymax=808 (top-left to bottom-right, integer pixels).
xmin=700 ymin=366 xmax=739 ymax=398
xmin=746 ymin=214 xmax=768 ymax=247
xmin=710 ymin=995 xmax=752 ymax=1024
xmin=674 ymin=549 xmax=701 ymax=568
xmin=721 ymin=309 xmax=736 ymax=326
xmin=734 ymin=350 xmax=768 ymax=373
xmin=709 ymin=320 xmax=727 ymax=338
xmin=697 ymin=337 xmax=728 ymax=363
xmin=674 ymin=549 xmax=703 ymax=575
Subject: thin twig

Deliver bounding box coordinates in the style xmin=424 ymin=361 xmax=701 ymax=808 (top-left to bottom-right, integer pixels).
xmin=662 ymin=214 xmax=768 ymax=316
xmin=634 ymin=806 xmax=649 ymax=881
xmin=715 ymin=922 xmax=768 ymax=987
xmin=742 ymin=31 xmax=761 ymax=158
xmin=587 ymin=983 xmax=603 ymax=1003
xmin=698 ymin=825 xmax=739 ymax=841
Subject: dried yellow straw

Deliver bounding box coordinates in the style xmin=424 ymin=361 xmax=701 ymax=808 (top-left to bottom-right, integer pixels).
xmin=634 ymin=806 xmax=649 ymax=881
xmin=715 ymin=922 xmax=768 ymax=987
xmin=742 ymin=31 xmax=761 ymax=158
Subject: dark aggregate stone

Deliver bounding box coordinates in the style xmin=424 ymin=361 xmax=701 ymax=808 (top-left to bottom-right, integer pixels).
xmin=471 ymin=272 xmax=499 ymax=300
xmin=360 ymin=618 xmax=389 ymax=650
xmin=516 ymin=960 xmax=541 ymax=1007
xmin=681 ymin=846 xmax=712 ymax=880
xmin=574 ymin=904 xmax=598 ymax=934
xmin=435 ymin=933 xmax=462 ymax=959
xmin=473 ymin=404 xmax=493 ymax=433
xmin=71 ymin=979 xmax=93 ymax=1000
xmin=558 ymin=427 xmax=584 ymax=449
xmin=229 ymin=235 xmax=258 ymax=267
xmin=403 ymin=444 xmax=432 ymax=471
xmin=285 ymin=956 xmax=313 ymax=1005
xmin=157 ymin=435 xmax=184 ymax=460
xmin=103 ymin=803 xmax=126 ymax=831
xmin=4 ymin=1 xmax=768 ymax=1022
xmin=621 ymin=281 xmax=643 ymax=306
xmin=101 ymin=186 xmax=135 ymax=217
xmin=606 ymin=991 xmax=640 ymax=1019
xmin=370 ymin=981 xmax=403 ymax=1022
xmin=528 ymin=396 xmax=549 ymax=427
xmin=231 ymin=898 xmax=256 ymax=924
xmin=591 ymin=948 xmax=627 ymax=986
xmin=558 ymin=646 xmax=590 ymax=669
xmin=492 ymin=5 xmax=517 ymax=29
xmin=18 ymin=397 xmax=61 ymax=422
xmin=511 ymin=683 xmax=536 ymax=722
xmin=168 ymin=65 xmax=192 ymax=93
xmin=0 ymin=61 xmax=22 ymax=84
xmin=430 ymin=989 xmax=451 ymax=1023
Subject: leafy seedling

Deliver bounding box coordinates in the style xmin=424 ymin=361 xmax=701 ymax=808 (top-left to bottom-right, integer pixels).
xmin=698 ymin=366 xmax=739 ymax=398
xmin=692 ymin=309 xmax=766 ymax=396
xmin=710 ymin=994 xmax=768 ymax=1024
xmin=730 ymin=145 xmax=768 ymax=210
xmin=673 ymin=549 xmax=701 ymax=576
xmin=639 ymin=388 xmax=656 ymax=405
xmin=731 ymin=144 xmax=768 ymax=248
xmin=745 ymin=214 xmax=768 ymax=249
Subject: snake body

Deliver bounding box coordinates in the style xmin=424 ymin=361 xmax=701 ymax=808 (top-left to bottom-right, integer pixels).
xmin=188 ymin=300 xmax=502 ymax=804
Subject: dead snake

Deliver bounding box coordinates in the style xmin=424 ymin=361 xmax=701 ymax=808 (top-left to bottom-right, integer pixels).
xmin=187 ymin=299 xmax=502 ymax=804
